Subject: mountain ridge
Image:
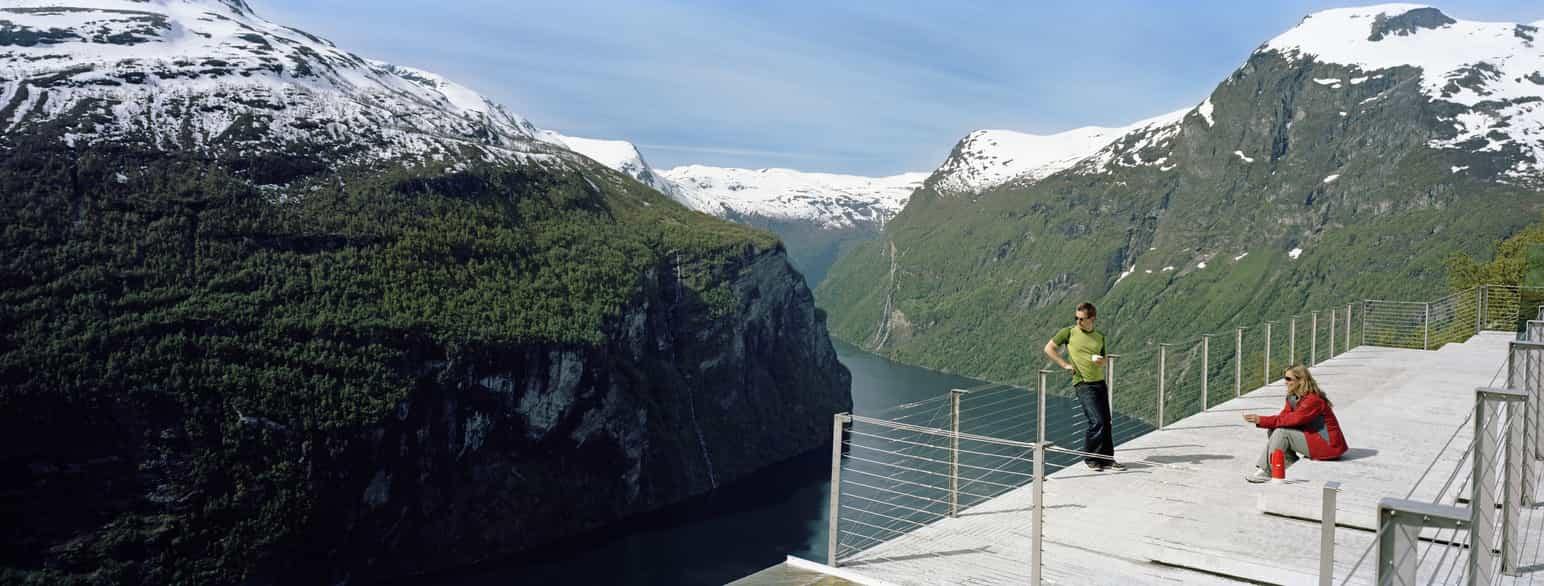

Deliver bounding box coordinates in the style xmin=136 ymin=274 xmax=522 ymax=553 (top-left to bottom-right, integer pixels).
xmin=0 ymin=0 xmax=570 ymax=173
xmin=816 ymin=4 xmax=1544 ymax=421
xmin=0 ymin=1 xmax=852 ymax=583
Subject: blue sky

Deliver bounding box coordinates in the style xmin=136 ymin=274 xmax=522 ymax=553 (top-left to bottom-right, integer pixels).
xmin=258 ymin=1 xmax=1541 ymax=176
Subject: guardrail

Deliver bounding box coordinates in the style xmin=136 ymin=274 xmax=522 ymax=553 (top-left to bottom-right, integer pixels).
xmin=823 ymin=284 xmax=1544 ymax=583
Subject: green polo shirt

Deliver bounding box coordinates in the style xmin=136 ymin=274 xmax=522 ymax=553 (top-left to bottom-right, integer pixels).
xmin=1051 ymin=326 xmax=1107 ymax=384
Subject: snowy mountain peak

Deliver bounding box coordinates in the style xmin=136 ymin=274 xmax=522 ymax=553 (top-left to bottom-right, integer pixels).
xmin=930 ymin=125 xmax=1132 ymax=195
xmin=0 ymin=0 xmax=561 ymax=171
xmin=537 ymin=132 xmax=676 ymax=195
xmin=661 ymin=165 xmax=926 ymax=230
xmin=1259 ymin=4 xmax=1544 ymax=180
xmin=930 ymin=106 xmax=1191 ymax=195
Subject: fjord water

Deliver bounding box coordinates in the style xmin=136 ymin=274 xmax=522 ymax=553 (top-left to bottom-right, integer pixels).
xmin=432 ymin=340 xmax=1153 ymax=585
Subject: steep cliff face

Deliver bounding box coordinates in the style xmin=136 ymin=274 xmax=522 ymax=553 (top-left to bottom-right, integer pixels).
xmin=0 ymin=139 xmax=851 ymax=586
xmin=0 ymin=1 xmax=851 ymax=583
xmin=332 ymin=247 xmax=849 ymax=583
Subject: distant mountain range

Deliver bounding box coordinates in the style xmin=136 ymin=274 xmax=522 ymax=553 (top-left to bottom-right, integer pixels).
xmin=537 ymin=131 xmax=924 ymax=285
xmin=812 ymin=4 xmax=1544 ymax=418
xmin=554 ymin=5 xmax=1544 ymax=301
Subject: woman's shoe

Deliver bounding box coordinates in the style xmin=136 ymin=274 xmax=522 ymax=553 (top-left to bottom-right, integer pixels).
xmin=1245 ymin=468 xmax=1271 ymax=483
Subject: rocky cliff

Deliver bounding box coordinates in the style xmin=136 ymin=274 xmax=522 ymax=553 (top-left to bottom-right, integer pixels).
xmin=327 ymin=243 xmax=849 ymax=583
xmin=0 ymin=1 xmax=850 ymax=583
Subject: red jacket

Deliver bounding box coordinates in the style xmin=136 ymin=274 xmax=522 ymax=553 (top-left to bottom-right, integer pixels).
xmin=1256 ymin=392 xmax=1348 ymax=460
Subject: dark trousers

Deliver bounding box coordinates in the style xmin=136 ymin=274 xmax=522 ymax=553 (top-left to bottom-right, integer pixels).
xmin=1074 ymin=381 xmax=1114 ymax=464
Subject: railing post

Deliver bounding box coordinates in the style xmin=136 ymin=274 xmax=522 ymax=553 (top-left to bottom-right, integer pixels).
xmin=1514 ymin=288 xmax=1522 ymax=327
xmin=1377 ymin=498 xmax=1469 ymax=586
xmin=1235 ymin=328 xmax=1244 ymax=398
xmin=1311 ymin=311 xmax=1319 ymax=366
xmin=949 ymin=389 xmax=963 ymax=518
xmin=1037 ymin=372 xmax=1049 ymax=446
xmin=829 ymin=412 xmax=850 ymax=567
xmin=1202 ymin=335 xmax=1211 ymax=410
xmin=1475 ymin=389 xmax=1497 ymax=583
xmin=1483 ymin=285 xmax=1490 ymax=331
xmin=1158 ymin=344 xmax=1169 ymax=429
xmin=1289 ymin=318 xmax=1297 ymax=366
xmin=1264 ymin=322 xmax=1272 ymax=386
xmin=1478 ymin=287 xmax=1486 ymax=334
xmin=1033 ymin=370 xmax=1050 ymax=586
xmin=1475 ymin=387 xmax=1528 ymax=577
xmin=1105 ymin=354 xmax=1117 ymax=417
xmin=1424 ymin=302 xmax=1431 ymax=351
xmin=1345 ymin=304 xmax=1352 ymax=350
xmin=1329 ymin=310 xmax=1336 ymax=358
xmin=1509 ymin=342 xmax=1544 ymax=486
xmin=1319 ymin=481 xmax=1340 ymax=586
xmin=1362 ymin=300 xmax=1369 ymax=348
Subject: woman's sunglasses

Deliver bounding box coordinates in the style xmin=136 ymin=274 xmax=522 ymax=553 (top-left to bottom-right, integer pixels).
xmin=1284 ymin=376 xmax=1297 ymax=382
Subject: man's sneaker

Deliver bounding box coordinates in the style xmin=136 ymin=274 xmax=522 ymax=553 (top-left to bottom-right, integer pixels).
xmin=1244 ymin=468 xmax=1271 ymax=484
xmin=1086 ymin=461 xmax=1105 ymax=471
xmin=1105 ymin=461 xmax=1127 ymax=471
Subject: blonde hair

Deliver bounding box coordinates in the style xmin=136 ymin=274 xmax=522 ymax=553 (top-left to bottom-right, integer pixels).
xmin=1283 ymin=364 xmax=1331 ymax=408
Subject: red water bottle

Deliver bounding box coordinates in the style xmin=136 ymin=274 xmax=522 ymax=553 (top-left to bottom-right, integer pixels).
xmin=1270 ymin=449 xmax=1286 ymax=480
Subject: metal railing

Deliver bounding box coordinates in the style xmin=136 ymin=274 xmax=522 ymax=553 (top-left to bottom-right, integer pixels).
xmin=823 ymin=284 xmax=1542 ymax=584
xmin=1347 ymin=334 xmax=1544 ymax=585
xmin=827 ymin=372 xmax=1064 ymax=580
xmin=1349 ymin=384 xmax=1535 ymax=585
xmin=1117 ymin=303 xmax=1358 ymax=430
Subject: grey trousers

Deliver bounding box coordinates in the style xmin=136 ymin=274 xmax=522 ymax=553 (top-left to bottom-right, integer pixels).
xmin=1256 ymin=428 xmax=1311 ymax=471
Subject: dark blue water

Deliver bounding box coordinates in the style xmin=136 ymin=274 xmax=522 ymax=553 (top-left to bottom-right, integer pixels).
xmin=429 ymin=341 xmax=1151 ymax=586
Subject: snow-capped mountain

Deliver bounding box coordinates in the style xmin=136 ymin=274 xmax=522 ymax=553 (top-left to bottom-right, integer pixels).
xmin=1255 ymin=4 xmax=1544 ymax=181
xmin=656 ymin=165 xmax=925 ymax=286
xmin=929 ymin=109 xmax=1186 ymax=196
xmin=0 ymin=0 xmax=571 ymax=170
xmin=818 ymin=3 xmax=1544 ymax=372
xmin=537 ymin=131 xmax=678 ymax=195
xmin=526 ymin=131 xmax=925 ymax=285
xmin=661 ymin=165 xmax=926 ymax=230
xmin=928 ymin=4 xmax=1544 ymax=195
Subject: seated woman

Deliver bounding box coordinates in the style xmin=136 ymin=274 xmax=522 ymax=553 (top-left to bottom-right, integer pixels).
xmin=1242 ymin=364 xmax=1348 ymax=483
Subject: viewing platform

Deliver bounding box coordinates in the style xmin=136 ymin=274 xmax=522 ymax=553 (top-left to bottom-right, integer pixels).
xmin=740 ymin=286 xmax=1544 ymax=585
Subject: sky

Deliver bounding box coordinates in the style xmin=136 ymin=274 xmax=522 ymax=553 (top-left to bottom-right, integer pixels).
xmin=256 ymin=1 xmax=1542 ymax=177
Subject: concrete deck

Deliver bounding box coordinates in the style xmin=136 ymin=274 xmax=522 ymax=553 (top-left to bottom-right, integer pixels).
xmin=754 ymin=332 xmax=1541 ymax=585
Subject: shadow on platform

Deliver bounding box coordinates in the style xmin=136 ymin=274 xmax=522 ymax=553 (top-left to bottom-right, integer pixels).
xmin=1338 ymin=447 xmax=1378 ymax=461
xmin=1142 ymin=453 xmax=1236 ymax=465
xmin=841 ymin=547 xmax=992 ymax=567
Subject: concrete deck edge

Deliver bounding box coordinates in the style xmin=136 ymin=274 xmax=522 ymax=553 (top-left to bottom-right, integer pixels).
xmin=786 ymin=556 xmax=901 ymax=586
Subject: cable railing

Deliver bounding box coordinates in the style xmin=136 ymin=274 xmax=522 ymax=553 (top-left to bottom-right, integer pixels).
xmin=828 ymin=371 xmax=1065 ymax=584
xmin=821 ymin=284 xmax=1543 ymax=584
xmin=1345 ymin=382 xmax=1533 ymax=585
xmin=1105 ymin=302 xmax=1358 ymax=430
xmin=1339 ymin=317 xmax=1544 ymax=585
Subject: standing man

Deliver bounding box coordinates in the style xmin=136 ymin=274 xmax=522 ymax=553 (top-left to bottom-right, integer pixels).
xmin=1043 ymin=302 xmax=1124 ymax=471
